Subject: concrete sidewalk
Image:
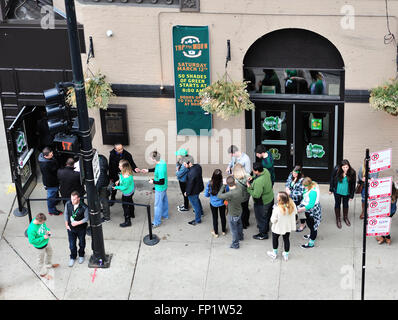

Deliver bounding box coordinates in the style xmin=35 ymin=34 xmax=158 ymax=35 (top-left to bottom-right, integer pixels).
xmin=1 ymin=181 xmax=398 ymax=300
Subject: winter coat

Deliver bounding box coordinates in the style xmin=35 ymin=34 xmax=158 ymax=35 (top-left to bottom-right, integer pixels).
xmin=247 ymin=170 xmax=274 ymax=205
xmin=271 ymin=204 xmax=297 ymax=235
xmin=204 ymin=182 xmax=227 ymax=207
xmin=176 ymin=161 xmax=189 ymax=182
xmin=329 ymin=165 xmax=356 ymax=199
xmin=57 ymin=166 xmax=85 ymax=199
xmin=96 ymin=154 xmax=110 ymax=191
xmin=108 ymin=149 xmax=137 ymax=182
xmin=185 ymin=164 xmax=204 ymax=196
xmin=38 ymin=153 xmax=59 ymax=187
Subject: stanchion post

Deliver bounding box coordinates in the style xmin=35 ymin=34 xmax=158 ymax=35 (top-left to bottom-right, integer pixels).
xmin=361 ymin=148 xmax=370 ymax=300
xmin=143 ymin=205 xmax=160 ymax=246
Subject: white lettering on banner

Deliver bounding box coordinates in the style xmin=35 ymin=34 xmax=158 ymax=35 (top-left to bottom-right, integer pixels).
xmin=368 ymin=177 xmax=393 ymax=200
xmin=368 ymin=198 xmax=391 ymax=218
xmin=367 ymin=216 xmax=391 ymax=237
xmin=369 ymin=148 xmax=392 ymax=173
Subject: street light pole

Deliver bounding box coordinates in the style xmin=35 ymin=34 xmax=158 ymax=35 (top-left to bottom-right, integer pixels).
xmin=64 ymin=0 xmax=111 ymax=268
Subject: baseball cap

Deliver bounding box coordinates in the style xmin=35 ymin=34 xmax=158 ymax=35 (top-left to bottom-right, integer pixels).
xmin=175 ymin=148 xmax=188 ymax=156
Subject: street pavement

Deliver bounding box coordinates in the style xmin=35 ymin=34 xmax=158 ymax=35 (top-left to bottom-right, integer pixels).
xmin=1 ymin=175 xmax=398 ymax=301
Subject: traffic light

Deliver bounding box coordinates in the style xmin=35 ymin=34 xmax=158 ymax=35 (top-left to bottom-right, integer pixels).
xmin=43 ymin=82 xmax=96 ymax=155
xmin=44 ymin=85 xmax=70 ymax=135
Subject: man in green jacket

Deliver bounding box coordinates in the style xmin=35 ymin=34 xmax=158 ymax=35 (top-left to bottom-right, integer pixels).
xmin=27 ymin=213 xmax=59 ymax=280
xmin=217 ymin=176 xmax=245 ymax=249
xmin=247 ymin=162 xmax=274 ymax=240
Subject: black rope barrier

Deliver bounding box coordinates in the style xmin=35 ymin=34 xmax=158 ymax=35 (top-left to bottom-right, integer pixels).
xmin=24 ymin=196 xmax=160 ymax=246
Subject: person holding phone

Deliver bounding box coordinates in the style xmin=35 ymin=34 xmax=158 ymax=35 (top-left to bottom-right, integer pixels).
xmin=27 ymin=213 xmax=59 ymax=280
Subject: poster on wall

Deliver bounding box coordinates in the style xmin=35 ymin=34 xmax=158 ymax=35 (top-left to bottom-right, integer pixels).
xmin=173 ymin=25 xmax=212 ymax=136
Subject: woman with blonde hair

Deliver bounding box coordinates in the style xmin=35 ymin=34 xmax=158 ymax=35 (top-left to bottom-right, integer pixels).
xmin=233 ymin=164 xmax=251 ymax=229
xmin=113 ymin=159 xmax=135 ymax=227
xmin=267 ymin=191 xmax=297 ymax=261
xmin=297 ymin=177 xmax=322 ymax=249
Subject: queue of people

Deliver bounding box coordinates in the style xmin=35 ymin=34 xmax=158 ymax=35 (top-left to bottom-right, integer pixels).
xmin=31 ymin=142 xmax=397 ymax=277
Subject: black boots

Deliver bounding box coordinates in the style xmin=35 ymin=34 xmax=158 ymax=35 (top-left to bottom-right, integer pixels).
xmin=120 ymin=217 xmax=132 ymax=228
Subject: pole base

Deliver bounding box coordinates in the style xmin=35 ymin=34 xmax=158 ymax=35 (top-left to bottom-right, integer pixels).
xmin=13 ymin=207 xmax=28 ymax=217
xmin=143 ymin=234 xmax=160 ymax=246
xmin=88 ymin=253 xmax=112 ymax=268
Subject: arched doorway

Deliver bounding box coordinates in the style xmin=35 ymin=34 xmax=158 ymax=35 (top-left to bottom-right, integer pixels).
xmin=243 ymin=28 xmax=345 ymax=182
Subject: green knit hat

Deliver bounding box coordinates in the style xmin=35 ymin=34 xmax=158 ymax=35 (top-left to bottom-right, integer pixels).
xmin=175 ymin=148 xmax=188 ymax=156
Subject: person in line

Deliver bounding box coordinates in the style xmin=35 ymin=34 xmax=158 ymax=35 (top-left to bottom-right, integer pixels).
xmin=64 ymin=191 xmax=89 ymax=267
xmin=267 ymin=191 xmax=297 ymax=261
xmin=57 ymin=158 xmax=85 ymax=206
xmin=247 ymin=162 xmax=274 ymax=240
xmin=96 ymin=153 xmax=111 ymax=223
xmin=233 ymin=164 xmax=251 ymax=229
xmin=285 ymin=165 xmax=306 ymax=232
xmin=226 ymin=145 xmax=251 ymax=174
xmin=376 ymin=182 xmax=397 ymax=245
xmin=176 ymin=148 xmax=190 ymax=212
xmin=113 ymin=160 xmax=135 ymax=228
xmin=255 ymin=144 xmax=275 ymax=186
xmin=142 ymin=151 xmax=169 ymax=228
xmin=217 ymin=176 xmax=245 ymax=249
xmin=309 ymin=71 xmax=326 ymax=95
xmin=204 ymin=169 xmax=227 ymax=238
xmin=183 ymin=157 xmax=204 ymax=226
xmin=297 ymin=177 xmax=322 ymax=249
xmin=109 ymin=143 xmax=140 ymax=206
xmin=357 ymin=159 xmax=379 ymax=219
xmin=329 ymin=159 xmax=356 ymax=228
xmin=38 ymin=147 xmax=62 ymax=216
xmin=27 ymin=213 xmax=59 ymax=280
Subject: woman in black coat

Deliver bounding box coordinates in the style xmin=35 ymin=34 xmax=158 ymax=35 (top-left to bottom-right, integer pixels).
xmin=329 ymin=159 xmax=356 ymax=228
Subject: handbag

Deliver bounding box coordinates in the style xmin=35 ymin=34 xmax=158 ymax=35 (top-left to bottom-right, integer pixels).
xmin=355 ymin=182 xmax=363 ymax=194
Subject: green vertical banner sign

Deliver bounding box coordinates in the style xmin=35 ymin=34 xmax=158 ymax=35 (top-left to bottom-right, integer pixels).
xmin=173 ymin=25 xmax=212 ymax=135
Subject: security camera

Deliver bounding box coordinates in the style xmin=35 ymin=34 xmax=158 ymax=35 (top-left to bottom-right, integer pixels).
xmin=106 ymin=30 xmax=113 ymax=37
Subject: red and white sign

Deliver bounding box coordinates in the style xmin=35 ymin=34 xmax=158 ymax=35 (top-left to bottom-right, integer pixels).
xmin=370 ymin=148 xmax=392 ymax=173
xmin=368 ymin=177 xmax=393 ymax=200
xmin=366 ymin=216 xmax=391 ymax=236
xmin=368 ymin=198 xmax=391 ymax=218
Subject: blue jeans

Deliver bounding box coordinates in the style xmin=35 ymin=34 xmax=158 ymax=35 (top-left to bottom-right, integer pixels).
xmin=188 ymin=194 xmax=203 ymax=223
xmin=154 ymin=190 xmax=168 ymax=226
xmin=45 ymin=186 xmax=59 ymax=214
xmin=67 ymin=228 xmax=87 ymax=259
xmin=229 ymin=215 xmax=243 ymax=248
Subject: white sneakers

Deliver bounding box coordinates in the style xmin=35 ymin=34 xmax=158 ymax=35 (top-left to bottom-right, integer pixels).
xmin=266 ymin=251 xmax=277 ymax=260
xmin=282 ymin=252 xmax=289 ymax=261
xmin=69 ymin=257 xmax=85 ymax=267
xmin=266 ymin=251 xmax=289 ymax=261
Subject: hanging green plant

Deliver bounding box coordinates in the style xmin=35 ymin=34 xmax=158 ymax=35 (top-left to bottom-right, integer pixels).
xmin=199 ymin=72 xmax=255 ymax=120
xmin=66 ymin=71 xmax=115 ymax=110
xmin=369 ymin=78 xmax=398 ymax=116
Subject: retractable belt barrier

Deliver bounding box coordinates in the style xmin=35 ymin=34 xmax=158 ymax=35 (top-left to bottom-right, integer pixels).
xmin=25 ymin=196 xmax=160 ymax=246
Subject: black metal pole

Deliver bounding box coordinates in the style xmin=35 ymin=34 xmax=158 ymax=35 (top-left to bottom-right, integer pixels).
xmin=143 ymin=205 xmax=160 ymax=246
xmin=64 ymin=0 xmax=110 ymax=268
xmin=361 ymin=148 xmax=370 ymax=300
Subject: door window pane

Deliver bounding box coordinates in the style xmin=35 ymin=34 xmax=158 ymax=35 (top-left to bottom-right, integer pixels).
xmin=301 ymin=111 xmax=330 ymax=168
xmin=260 ymin=110 xmax=289 ymax=168
xmin=244 ymin=67 xmax=341 ymax=98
